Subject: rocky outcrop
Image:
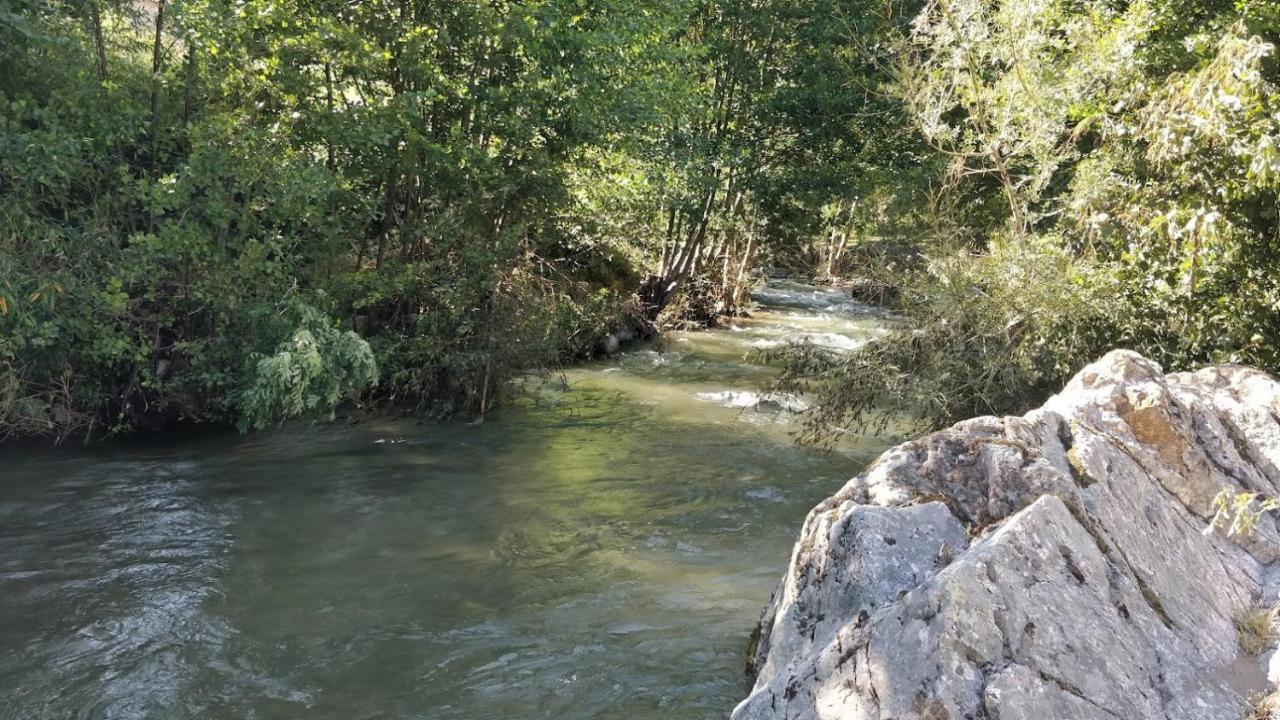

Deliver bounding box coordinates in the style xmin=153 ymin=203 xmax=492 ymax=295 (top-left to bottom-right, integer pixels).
xmin=735 ymin=350 xmax=1280 ymax=720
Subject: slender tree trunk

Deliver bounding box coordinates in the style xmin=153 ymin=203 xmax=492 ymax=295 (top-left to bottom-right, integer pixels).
xmin=732 ymin=232 xmax=758 ymax=311
xmin=668 ymin=213 xmax=686 ymax=273
xmin=719 ymin=234 xmax=735 ymax=310
xmin=354 ymin=236 xmax=369 ymax=271
xmin=148 ymin=0 xmax=166 ymax=171
xmin=831 ymin=207 xmax=855 ymax=277
xmin=830 ymin=232 xmax=850 ymax=277
xmin=182 ymin=43 xmax=197 ymax=126
xmin=823 ymin=200 xmax=854 ymax=278
xmin=676 ymin=178 xmax=719 ymax=279
xmin=659 ymin=205 xmax=677 ymax=275
xmin=324 ymin=63 xmax=337 ymax=171
xmin=146 ymin=0 xmax=166 ymax=233
xmin=89 ymin=0 xmax=108 ymax=82
xmin=376 ymin=171 xmax=397 ymax=270
xmin=718 ymin=192 xmax=752 ymax=314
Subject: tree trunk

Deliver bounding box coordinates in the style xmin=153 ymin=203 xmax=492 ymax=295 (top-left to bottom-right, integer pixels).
xmin=730 ymin=232 xmax=758 ymax=313
xmin=182 ymin=43 xmax=197 ymax=126
xmin=148 ymin=0 xmax=167 ymax=171
xmin=324 ymin=63 xmax=337 ymax=171
xmin=89 ymin=0 xmax=108 ymax=82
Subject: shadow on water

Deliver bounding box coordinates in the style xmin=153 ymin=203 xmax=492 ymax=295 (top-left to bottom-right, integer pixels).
xmin=0 ymin=284 xmax=897 ymax=720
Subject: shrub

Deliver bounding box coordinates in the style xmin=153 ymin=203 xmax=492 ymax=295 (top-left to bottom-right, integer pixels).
xmin=345 ymin=255 xmax=637 ymax=418
xmin=768 ymin=236 xmax=1122 ymax=442
xmin=234 ymin=300 xmax=378 ymax=431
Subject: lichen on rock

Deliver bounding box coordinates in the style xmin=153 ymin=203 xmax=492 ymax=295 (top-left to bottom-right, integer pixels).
xmin=734 ymin=350 xmax=1280 ymax=720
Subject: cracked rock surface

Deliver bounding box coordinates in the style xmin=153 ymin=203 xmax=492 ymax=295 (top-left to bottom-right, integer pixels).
xmin=733 ymin=350 xmax=1280 ymax=720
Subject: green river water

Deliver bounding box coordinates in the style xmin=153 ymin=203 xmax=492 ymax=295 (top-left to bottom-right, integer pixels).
xmin=0 ymin=283 xmax=892 ymax=720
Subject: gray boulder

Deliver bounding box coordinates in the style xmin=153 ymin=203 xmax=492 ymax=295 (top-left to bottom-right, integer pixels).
xmin=735 ymin=350 xmax=1280 ymax=720
xmin=603 ymin=333 xmax=622 ymax=355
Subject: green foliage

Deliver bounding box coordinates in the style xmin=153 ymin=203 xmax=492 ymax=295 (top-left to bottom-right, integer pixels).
xmin=235 ymin=300 xmax=378 ymax=431
xmin=0 ymin=0 xmax=670 ymax=440
xmin=784 ymin=0 xmax=1280 ymax=440
xmin=1 ymin=0 xmax=925 ymax=441
xmin=0 ymin=4 xmax=370 ymax=441
xmin=347 ymin=256 xmax=634 ymax=417
xmin=770 ymin=236 xmax=1121 ymax=441
xmin=627 ymin=0 xmax=929 ymax=316
xmin=16 ymin=0 xmax=1275 ymax=446
xmin=1210 ymin=488 xmax=1280 ymax=538
xmin=1079 ymin=18 xmax=1280 ymax=372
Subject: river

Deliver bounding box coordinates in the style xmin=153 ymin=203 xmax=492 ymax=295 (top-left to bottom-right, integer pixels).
xmin=0 ymin=283 xmax=892 ymax=720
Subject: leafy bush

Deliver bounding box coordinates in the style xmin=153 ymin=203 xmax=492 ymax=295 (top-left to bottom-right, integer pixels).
xmin=342 ymin=255 xmax=637 ymax=418
xmin=769 ymin=237 xmax=1121 ymax=442
xmin=234 ymin=301 xmax=378 ymax=431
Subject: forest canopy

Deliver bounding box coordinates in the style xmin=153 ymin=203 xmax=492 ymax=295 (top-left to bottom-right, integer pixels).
xmin=2 ymin=0 xmax=1278 ymax=442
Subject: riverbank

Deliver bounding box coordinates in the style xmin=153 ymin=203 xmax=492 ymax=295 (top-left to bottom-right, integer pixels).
xmin=0 ymin=283 xmax=893 ymax=719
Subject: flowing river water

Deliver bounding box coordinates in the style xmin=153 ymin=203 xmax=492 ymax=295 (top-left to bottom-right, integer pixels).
xmin=0 ymin=283 xmax=894 ymax=720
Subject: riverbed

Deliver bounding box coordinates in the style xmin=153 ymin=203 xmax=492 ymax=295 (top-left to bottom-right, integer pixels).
xmin=0 ymin=283 xmax=892 ymax=719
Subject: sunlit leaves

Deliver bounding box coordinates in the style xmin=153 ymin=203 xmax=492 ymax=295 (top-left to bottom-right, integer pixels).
xmin=235 ymin=299 xmax=378 ymax=431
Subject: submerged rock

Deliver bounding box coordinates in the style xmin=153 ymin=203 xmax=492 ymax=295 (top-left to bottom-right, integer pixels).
xmin=604 ymin=333 xmax=622 ymax=355
xmin=694 ymin=390 xmax=810 ymax=414
xmin=735 ymin=350 xmax=1280 ymax=720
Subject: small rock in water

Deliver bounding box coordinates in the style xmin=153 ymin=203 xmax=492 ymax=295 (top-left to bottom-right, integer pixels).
xmin=694 ymin=390 xmax=760 ymax=408
xmin=644 ymin=534 xmax=669 ymax=549
xmin=694 ymin=390 xmax=809 ymax=414
xmin=675 ymin=541 xmax=702 ymax=558
xmin=753 ymin=393 xmax=809 ymax=414
xmin=606 ymin=621 xmax=652 ymax=636
xmin=799 ymin=332 xmax=864 ymax=351
xmin=746 ymin=487 xmax=784 ymax=503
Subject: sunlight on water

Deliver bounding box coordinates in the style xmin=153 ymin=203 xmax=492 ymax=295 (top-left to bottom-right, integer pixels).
xmin=0 ymin=283 xmax=895 ymax=720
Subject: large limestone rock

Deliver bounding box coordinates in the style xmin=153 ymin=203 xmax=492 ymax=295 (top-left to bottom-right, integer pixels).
xmin=735 ymin=350 xmax=1280 ymax=720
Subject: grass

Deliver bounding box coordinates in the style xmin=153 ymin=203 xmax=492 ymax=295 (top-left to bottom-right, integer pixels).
xmin=1236 ymin=606 xmax=1279 ymax=656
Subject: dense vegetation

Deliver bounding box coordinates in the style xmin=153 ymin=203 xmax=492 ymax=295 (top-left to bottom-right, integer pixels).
xmin=772 ymin=0 xmax=1280 ymax=442
xmin=0 ymin=0 xmax=894 ymax=441
xmin=3 ymin=0 xmax=1278 ymax=443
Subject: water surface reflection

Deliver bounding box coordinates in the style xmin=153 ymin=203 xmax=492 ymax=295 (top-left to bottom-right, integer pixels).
xmin=0 ymin=284 xmax=892 ymax=719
